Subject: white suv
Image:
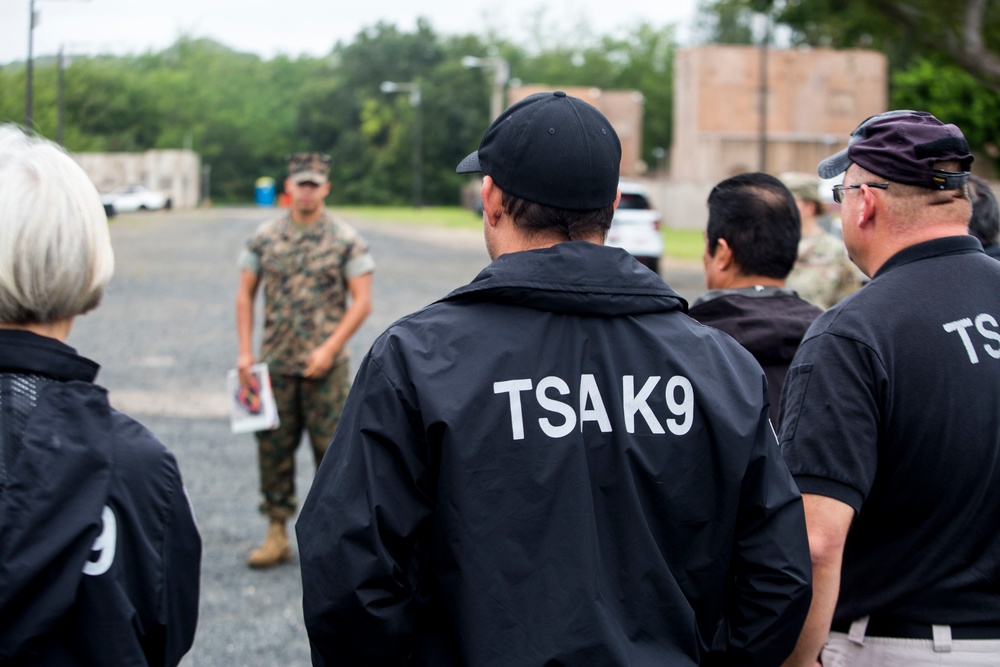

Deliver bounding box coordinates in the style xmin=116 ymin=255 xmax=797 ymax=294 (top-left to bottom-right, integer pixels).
xmin=606 ymin=180 xmax=664 ymax=274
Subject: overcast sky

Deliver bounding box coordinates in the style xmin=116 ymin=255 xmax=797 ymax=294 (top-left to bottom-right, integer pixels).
xmin=1 ymin=0 xmax=702 ymax=65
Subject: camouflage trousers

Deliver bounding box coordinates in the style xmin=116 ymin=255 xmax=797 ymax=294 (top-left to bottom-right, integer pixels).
xmin=255 ymin=361 xmax=350 ymax=520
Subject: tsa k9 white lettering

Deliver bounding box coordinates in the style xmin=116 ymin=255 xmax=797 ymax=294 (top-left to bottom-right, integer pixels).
xmin=942 ymin=314 xmax=1000 ymax=364
xmin=83 ymin=505 xmax=117 ymax=576
xmin=494 ymin=374 xmax=694 ymax=441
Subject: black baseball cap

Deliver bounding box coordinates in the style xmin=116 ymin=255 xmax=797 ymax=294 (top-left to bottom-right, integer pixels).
xmin=818 ymin=110 xmax=973 ymax=190
xmin=456 ymin=91 xmax=622 ymax=210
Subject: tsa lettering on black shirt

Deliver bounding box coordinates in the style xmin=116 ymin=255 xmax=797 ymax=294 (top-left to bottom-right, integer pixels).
xmin=494 ymin=374 xmax=694 ymax=440
xmin=943 ymin=313 xmax=1000 ymax=364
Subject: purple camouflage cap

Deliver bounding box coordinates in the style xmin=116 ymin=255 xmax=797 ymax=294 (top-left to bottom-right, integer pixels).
xmin=818 ymin=110 xmax=973 ymax=190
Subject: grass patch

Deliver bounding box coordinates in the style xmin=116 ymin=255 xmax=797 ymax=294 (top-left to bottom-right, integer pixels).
xmin=336 ymin=206 xmax=705 ymax=262
xmin=662 ymin=227 xmax=705 ymax=262
xmin=337 ymin=206 xmax=482 ymax=230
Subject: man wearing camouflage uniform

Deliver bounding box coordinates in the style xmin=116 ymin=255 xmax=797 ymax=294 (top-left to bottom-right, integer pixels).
xmin=236 ymin=153 xmax=374 ymax=568
xmin=781 ymin=172 xmax=863 ymax=309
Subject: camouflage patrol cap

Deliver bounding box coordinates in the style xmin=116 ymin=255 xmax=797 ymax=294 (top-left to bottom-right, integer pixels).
xmin=779 ymin=172 xmax=821 ymax=204
xmin=287 ymin=152 xmax=330 ymax=184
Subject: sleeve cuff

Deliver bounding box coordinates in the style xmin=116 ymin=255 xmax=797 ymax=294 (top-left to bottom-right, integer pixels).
xmin=239 ymin=248 xmax=260 ymax=274
xmin=792 ymin=474 xmax=864 ymax=512
xmin=346 ymin=254 xmax=376 ymax=280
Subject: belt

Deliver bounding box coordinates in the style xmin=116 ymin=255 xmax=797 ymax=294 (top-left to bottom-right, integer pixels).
xmin=831 ymin=616 xmax=1000 ymax=640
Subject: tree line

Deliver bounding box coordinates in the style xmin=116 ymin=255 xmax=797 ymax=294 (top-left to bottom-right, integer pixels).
xmin=1 ymin=1 xmax=997 ymax=205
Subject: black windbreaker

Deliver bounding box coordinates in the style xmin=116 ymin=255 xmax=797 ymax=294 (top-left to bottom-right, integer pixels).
xmin=298 ymin=242 xmax=810 ymax=666
xmin=689 ymin=287 xmax=822 ymax=425
xmin=0 ymin=330 xmax=201 ymax=666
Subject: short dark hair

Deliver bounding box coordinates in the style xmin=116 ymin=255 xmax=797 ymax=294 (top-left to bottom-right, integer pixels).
xmin=706 ymin=172 xmax=801 ymax=279
xmin=501 ymin=191 xmax=615 ymax=241
xmin=968 ymin=175 xmax=999 ymax=248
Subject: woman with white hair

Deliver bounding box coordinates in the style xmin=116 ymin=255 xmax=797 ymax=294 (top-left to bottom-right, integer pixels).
xmin=0 ymin=124 xmax=201 ymax=666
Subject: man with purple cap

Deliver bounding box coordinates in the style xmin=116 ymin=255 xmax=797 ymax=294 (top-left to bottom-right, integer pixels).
xmin=779 ymin=111 xmax=1000 ymax=666
xmin=297 ymin=91 xmax=811 ymax=665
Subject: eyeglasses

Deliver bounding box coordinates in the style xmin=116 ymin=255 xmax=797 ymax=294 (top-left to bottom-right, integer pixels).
xmin=832 ymin=182 xmax=889 ymax=204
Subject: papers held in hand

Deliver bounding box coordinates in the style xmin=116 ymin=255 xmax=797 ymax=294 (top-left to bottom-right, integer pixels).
xmin=227 ymin=363 xmax=280 ymax=434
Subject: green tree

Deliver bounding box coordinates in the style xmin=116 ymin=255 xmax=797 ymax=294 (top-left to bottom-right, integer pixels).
xmin=121 ymin=37 xmax=326 ymax=201
xmin=512 ymin=22 xmax=678 ymax=173
xmin=0 ymin=65 xmax=25 ymax=126
xmin=699 ymin=0 xmax=1000 ymax=91
xmin=65 ymin=57 xmax=166 ymax=152
xmin=297 ymin=20 xmax=491 ymax=205
xmin=0 ymin=54 xmax=167 ymax=150
xmin=0 ymin=16 xmax=688 ymax=205
xmin=893 ymin=58 xmax=1000 ymax=170
xmin=692 ymin=0 xmax=758 ymax=45
xmin=596 ymin=24 xmax=678 ymax=173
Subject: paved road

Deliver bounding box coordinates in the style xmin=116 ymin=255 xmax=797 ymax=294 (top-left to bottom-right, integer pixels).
xmin=68 ymin=207 xmax=704 ymax=667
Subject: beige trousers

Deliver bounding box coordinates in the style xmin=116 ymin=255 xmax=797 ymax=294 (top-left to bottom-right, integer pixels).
xmin=823 ymin=617 xmax=1000 ymax=666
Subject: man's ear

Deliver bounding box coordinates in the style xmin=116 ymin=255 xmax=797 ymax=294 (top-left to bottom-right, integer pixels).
xmin=711 ymin=237 xmax=735 ymax=272
xmin=859 ymin=184 xmax=879 ymax=229
xmin=703 ymin=237 xmax=734 ymax=290
xmin=481 ymin=176 xmax=503 ymax=228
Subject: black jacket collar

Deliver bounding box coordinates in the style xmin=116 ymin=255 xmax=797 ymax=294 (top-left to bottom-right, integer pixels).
xmin=442 ymin=242 xmax=687 ymax=316
xmin=0 ymin=329 xmax=99 ymax=382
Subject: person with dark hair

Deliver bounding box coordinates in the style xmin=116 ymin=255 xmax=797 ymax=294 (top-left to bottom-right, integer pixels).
xmin=780 ymin=111 xmax=1000 ymax=666
xmin=0 ymin=124 xmax=201 ymax=665
xmin=690 ymin=173 xmax=822 ymax=425
xmin=967 ymin=174 xmax=1000 ymax=259
xmin=296 ymin=91 xmax=811 ymax=666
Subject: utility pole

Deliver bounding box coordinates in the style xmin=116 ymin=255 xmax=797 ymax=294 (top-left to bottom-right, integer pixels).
xmin=380 ymin=81 xmax=423 ymax=208
xmin=57 ymin=44 xmax=65 ymax=145
xmin=24 ymin=0 xmax=89 ymax=131
xmin=25 ymin=0 xmax=36 ymax=128
xmin=758 ymin=18 xmax=770 ymax=172
xmin=461 ymin=55 xmax=510 ymax=121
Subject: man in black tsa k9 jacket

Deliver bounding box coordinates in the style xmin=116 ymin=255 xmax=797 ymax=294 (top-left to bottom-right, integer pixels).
xmin=297 ymin=91 xmax=811 ymax=666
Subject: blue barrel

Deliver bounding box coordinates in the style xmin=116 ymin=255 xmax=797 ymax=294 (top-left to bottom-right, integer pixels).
xmin=255 ymin=177 xmax=276 ymax=206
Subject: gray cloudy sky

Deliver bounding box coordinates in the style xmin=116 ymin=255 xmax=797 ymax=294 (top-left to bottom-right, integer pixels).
xmin=1 ymin=0 xmax=699 ymax=65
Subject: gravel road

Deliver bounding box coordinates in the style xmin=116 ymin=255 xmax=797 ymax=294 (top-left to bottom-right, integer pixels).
xmin=67 ymin=206 xmax=704 ymax=667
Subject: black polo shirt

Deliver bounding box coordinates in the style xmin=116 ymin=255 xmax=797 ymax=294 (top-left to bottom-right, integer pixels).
xmin=779 ymin=235 xmax=1000 ymax=626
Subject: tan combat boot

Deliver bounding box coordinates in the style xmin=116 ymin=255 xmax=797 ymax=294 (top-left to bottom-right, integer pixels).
xmin=247 ymin=519 xmax=293 ymax=568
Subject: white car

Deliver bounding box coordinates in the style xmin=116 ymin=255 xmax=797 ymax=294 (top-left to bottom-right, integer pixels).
xmin=100 ymin=185 xmax=170 ymax=214
xmin=606 ymin=180 xmax=664 ymax=274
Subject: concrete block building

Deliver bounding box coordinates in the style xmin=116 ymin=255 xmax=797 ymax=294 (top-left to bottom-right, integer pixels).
xmin=75 ymin=149 xmax=202 ymax=209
